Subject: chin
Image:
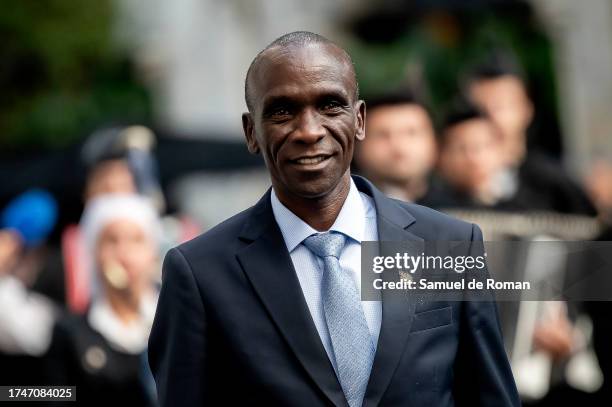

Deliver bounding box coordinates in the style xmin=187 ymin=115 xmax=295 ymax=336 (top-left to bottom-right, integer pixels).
xmin=289 ymin=176 xmax=343 ymax=200
xmin=291 ymin=184 xmax=334 ymax=199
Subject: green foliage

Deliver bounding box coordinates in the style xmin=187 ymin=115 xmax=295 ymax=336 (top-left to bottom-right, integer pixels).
xmin=0 ymin=0 xmax=152 ymax=149
xmin=349 ymin=8 xmax=558 ymax=126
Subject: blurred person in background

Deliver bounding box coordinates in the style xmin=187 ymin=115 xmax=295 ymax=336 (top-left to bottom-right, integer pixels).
xmin=62 ymin=126 xmax=143 ymax=314
xmin=0 ymin=189 xmax=59 ymax=385
xmin=353 ymin=90 xmax=438 ymax=203
xmin=464 ymin=56 xmax=605 ymax=405
xmin=62 ymin=125 xmax=199 ymax=315
xmin=46 ymin=194 xmax=161 ymax=406
xmin=465 ymin=55 xmax=596 ymax=216
xmin=513 ymin=158 xmax=612 ymax=406
xmin=436 ymin=101 xmax=590 ymax=405
xmin=585 ymin=158 xmax=612 ymax=227
xmin=434 ymin=100 xmax=510 ymax=209
xmin=583 ymin=158 xmax=612 ymax=405
xmin=80 ymin=125 xmax=164 ymax=210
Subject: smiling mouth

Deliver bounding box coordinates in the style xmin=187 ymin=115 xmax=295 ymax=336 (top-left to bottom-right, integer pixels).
xmin=292 ymin=154 xmax=331 ymax=165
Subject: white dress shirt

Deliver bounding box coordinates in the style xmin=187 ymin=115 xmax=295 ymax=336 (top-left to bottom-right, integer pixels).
xmin=271 ymin=179 xmax=382 ymax=369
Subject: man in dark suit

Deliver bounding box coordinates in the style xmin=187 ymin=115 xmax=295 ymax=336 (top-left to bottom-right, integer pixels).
xmin=148 ymin=31 xmax=520 ymax=406
xmin=466 ymin=55 xmax=595 ymax=216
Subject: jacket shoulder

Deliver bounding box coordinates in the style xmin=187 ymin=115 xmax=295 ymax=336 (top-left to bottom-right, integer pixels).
xmin=174 ymin=204 xmax=254 ymax=257
xmin=394 ymin=199 xmax=477 ymax=240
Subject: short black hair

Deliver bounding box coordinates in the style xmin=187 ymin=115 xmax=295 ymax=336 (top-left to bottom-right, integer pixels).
xmin=81 ymin=127 xmax=130 ymax=171
xmin=365 ymin=88 xmax=436 ymax=133
xmin=366 ymin=88 xmax=430 ymax=112
xmin=440 ymin=96 xmax=490 ymax=143
xmin=464 ymin=51 xmax=526 ymax=87
xmin=244 ymin=31 xmax=358 ymax=112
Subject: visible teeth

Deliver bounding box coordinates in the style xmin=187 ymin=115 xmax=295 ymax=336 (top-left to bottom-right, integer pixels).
xmin=296 ymin=156 xmax=327 ymax=165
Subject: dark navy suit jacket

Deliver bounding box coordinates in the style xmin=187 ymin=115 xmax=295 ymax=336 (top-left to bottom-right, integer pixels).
xmin=148 ymin=175 xmax=520 ymax=406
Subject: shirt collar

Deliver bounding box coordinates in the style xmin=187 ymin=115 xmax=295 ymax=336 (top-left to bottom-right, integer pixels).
xmin=271 ymin=178 xmax=366 ymax=253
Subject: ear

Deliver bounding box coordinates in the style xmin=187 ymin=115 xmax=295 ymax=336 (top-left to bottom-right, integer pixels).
xmin=242 ymin=112 xmax=260 ymax=154
xmin=355 ymin=100 xmax=366 ymax=141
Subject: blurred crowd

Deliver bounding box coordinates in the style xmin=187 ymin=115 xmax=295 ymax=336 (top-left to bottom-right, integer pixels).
xmin=354 ymin=55 xmax=598 ymax=216
xmin=1 ymin=49 xmax=612 ymax=406
xmin=353 ymin=54 xmax=612 ymax=406
xmin=0 ymin=127 xmax=199 ymax=406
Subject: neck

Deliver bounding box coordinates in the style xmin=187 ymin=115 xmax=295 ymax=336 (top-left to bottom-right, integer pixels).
xmin=274 ymin=172 xmax=351 ymax=231
xmin=105 ymin=289 xmax=141 ymax=325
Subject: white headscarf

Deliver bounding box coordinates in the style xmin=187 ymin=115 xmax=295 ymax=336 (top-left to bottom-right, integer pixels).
xmin=79 ymin=194 xmax=162 ymax=301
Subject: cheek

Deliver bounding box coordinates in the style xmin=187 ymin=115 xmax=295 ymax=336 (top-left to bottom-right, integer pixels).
xmin=379 ymin=145 xmax=396 ymax=162
xmin=130 ymin=244 xmax=156 ymax=267
xmin=364 ymin=139 xmax=389 ymax=161
xmin=261 ymin=128 xmax=290 ymax=166
xmin=414 ymin=138 xmax=436 ymax=157
xmin=440 ymin=150 xmax=454 ymax=167
xmin=395 ymin=140 xmax=419 ymax=161
xmin=442 ymin=154 xmax=467 ymax=179
xmin=96 ymin=244 xmax=115 ymax=265
xmin=329 ymin=118 xmax=355 ymax=150
xmin=486 ymin=154 xmax=502 ymax=172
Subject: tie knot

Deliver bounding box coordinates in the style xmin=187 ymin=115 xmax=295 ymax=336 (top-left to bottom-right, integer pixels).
xmin=303 ymin=231 xmax=346 ymax=259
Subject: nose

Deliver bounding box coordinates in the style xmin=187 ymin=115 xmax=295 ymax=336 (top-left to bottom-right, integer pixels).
xmin=389 ymin=132 xmax=405 ymax=151
xmin=113 ymin=239 xmax=133 ymax=264
xmin=292 ymin=108 xmax=326 ymax=144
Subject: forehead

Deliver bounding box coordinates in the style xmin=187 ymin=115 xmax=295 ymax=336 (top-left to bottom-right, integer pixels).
xmin=368 ymin=104 xmax=431 ymax=126
xmin=251 ymin=43 xmax=355 ymax=108
xmin=472 ymin=76 xmax=526 ymax=98
xmin=447 ymin=119 xmax=497 ymax=143
xmin=92 ymin=159 xmax=129 ymax=174
xmin=101 ymin=218 xmax=146 ymax=235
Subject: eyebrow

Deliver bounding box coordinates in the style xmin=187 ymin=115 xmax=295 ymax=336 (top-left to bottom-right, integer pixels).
xmin=261 ymin=96 xmax=297 ymax=116
xmin=261 ymin=86 xmax=351 ymax=114
xmin=317 ymin=89 xmax=351 ymax=104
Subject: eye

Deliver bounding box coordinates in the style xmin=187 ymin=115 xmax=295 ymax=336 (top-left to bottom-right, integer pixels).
xmin=320 ymin=100 xmax=345 ymax=114
xmin=271 ymin=107 xmax=290 ymax=116
xmin=265 ymin=105 xmax=293 ymax=121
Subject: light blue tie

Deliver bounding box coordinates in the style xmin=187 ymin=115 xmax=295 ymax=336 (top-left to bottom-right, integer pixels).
xmin=303 ymin=232 xmax=375 ymax=407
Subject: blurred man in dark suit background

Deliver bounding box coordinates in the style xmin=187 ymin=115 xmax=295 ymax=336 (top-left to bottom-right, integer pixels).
xmin=435 ymin=100 xmax=509 ymax=210
xmin=353 ymin=90 xmax=438 ymax=204
xmin=466 ymin=58 xmax=595 ymax=216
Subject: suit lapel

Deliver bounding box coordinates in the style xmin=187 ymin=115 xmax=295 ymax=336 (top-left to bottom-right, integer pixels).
xmin=235 ymin=191 xmax=348 ymax=407
xmin=353 ymin=176 xmax=423 ymax=407
xmin=235 ymin=177 xmax=423 ymax=407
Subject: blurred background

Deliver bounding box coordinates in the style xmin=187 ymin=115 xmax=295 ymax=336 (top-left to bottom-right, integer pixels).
xmin=1 ymin=0 xmax=611 ymax=406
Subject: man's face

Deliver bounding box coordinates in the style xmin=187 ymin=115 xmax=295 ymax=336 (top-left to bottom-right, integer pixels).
xmin=438 ymin=119 xmax=503 ymax=193
xmin=355 ymin=104 xmax=436 ymax=184
xmin=243 ymin=43 xmax=365 ymax=199
xmin=85 ymin=159 xmax=137 ymax=202
xmin=469 ymin=76 xmax=533 ymax=150
xmin=586 ymin=160 xmax=612 ymax=215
